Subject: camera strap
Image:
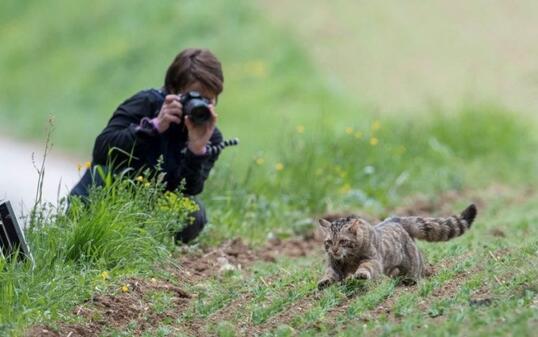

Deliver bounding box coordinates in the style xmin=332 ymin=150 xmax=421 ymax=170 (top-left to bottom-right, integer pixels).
xmin=180 ymin=138 xmax=239 ymax=158
xmin=206 ymin=138 xmax=239 ymax=156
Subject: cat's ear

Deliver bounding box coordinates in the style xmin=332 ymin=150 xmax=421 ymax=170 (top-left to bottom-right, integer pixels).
xmin=342 ymin=219 xmax=359 ymax=234
xmin=318 ymin=218 xmax=331 ymax=235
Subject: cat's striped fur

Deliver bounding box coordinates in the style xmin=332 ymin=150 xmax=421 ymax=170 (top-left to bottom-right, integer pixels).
xmin=318 ymin=204 xmax=477 ymax=289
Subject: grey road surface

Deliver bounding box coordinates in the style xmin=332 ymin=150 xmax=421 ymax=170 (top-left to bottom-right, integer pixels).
xmin=0 ymin=137 xmax=81 ymax=224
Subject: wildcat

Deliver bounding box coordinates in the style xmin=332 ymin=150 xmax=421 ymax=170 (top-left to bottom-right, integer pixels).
xmin=317 ymin=204 xmax=477 ymax=289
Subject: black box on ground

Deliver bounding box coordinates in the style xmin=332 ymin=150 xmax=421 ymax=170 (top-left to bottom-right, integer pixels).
xmin=0 ymin=200 xmax=32 ymax=262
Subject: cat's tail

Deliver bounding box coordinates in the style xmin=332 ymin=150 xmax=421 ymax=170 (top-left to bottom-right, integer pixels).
xmin=398 ymin=204 xmax=477 ymax=242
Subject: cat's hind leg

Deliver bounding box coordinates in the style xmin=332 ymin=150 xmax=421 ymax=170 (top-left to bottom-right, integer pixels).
xmin=400 ymin=244 xmax=425 ymax=284
xmin=388 ymin=267 xmax=401 ymax=278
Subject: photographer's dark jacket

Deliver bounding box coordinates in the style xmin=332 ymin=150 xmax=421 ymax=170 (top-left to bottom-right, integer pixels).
xmin=90 ymin=89 xmax=222 ymax=195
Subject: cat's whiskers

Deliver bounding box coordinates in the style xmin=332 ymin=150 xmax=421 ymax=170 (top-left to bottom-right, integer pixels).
xmin=330 ymin=247 xmax=345 ymax=260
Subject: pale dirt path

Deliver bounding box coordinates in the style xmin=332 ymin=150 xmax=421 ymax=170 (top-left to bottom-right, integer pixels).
xmin=0 ymin=137 xmax=83 ymax=224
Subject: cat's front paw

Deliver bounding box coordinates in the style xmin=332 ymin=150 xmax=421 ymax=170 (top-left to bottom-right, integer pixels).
xmin=317 ymin=277 xmax=335 ymax=290
xmin=354 ymin=269 xmax=371 ymax=280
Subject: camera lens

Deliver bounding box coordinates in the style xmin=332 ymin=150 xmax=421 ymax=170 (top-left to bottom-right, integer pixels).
xmin=185 ymin=99 xmax=211 ymax=125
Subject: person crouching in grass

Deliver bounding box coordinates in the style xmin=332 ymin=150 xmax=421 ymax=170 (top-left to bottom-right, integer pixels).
xmin=69 ymin=48 xmax=224 ymax=243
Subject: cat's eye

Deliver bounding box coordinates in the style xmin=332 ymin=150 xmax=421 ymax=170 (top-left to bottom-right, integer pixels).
xmin=339 ymin=239 xmax=352 ymax=246
xmin=324 ymin=239 xmax=333 ymax=246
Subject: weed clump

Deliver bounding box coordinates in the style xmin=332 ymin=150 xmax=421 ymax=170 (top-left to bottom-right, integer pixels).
xmin=0 ymin=172 xmax=195 ymax=333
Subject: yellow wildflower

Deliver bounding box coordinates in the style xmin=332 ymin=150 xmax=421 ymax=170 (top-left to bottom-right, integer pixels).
xmin=275 ymin=163 xmax=284 ymax=171
xmin=180 ymin=197 xmax=199 ymax=213
xmin=77 ymin=161 xmax=91 ymax=172
xmin=296 ymin=125 xmax=305 ymax=134
xmin=345 ymin=127 xmax=353 ymax=135
xmin=372 ymin=120 xmax=381 ymax=131
xmin=135 ymin=176 xmax=144 ymax=182
xmin=245 ymin=60 xmax=268 ymax=78
xmin=100 ymin=271 xmax=110 ymax=281
xmin=354 ymin=131 xmax=363 ymax=139
xmin=339 ymin=183 xmax=351 ymax=194
xmin=370 ymin=137 xmax=379 ymax=146
xmin=156 ymin=192 xmax=198 ymax=213
xmin=255 ymin=158 xmax=265 ymax=165
xmin=121 ymin=284 xmax=129 ymax=293
xmin=144 ymin=182 xmax=151 ymax=188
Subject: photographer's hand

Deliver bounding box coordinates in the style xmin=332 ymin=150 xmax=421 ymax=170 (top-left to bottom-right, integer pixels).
xmin=153 ymin=95 xmax=182 ymax=133
xmin=185 ymin=104 xmax=218 ymax=155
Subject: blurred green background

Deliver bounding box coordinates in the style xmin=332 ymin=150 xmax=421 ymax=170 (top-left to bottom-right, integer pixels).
xmin=2 ymin=0 xmax=537 ymax=164
xmin=0 ymin=0 xmax=345 ymax=165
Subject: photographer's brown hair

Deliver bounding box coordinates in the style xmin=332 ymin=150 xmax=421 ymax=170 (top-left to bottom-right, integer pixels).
xmin=164 ymin=48 xmax=224 ymax=96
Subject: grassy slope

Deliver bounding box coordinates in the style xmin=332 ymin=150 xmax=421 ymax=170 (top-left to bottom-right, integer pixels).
xmin=33 ymin=188 xmax=538 ymax=337
xmin=170 ymin=190 xmax=538 ymax=337
xmin=1 ymin=1 xmax=538 ymax=336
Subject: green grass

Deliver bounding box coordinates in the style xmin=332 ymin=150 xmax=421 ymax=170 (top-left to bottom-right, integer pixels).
xmin=3 ymin=119 xmax=537 ymax=335
xmin=2 ymin=1 xmax=538 ymax=336
xmin=161 ymin=190 xmax=538 ymax=337
xmin=202 ymin=106 xmax=538 ymax=243
xmin=0 ymin=173 xmax=197 ymax=336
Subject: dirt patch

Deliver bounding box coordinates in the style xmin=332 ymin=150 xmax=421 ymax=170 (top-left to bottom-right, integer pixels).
xmin=172 ymin=235 xmax=324 ymax=336
xmin=175 ymin=234 xmax=323 ymax=283
xmin=24 ymin=326 xmax=60 ymax=337
xmin=175 ymin=238 xmax=261 ymax=283
xmin=28 ymin=278 xmax=190 ymax=337
xmin=261 ymin=232 xmax=322 ymax=259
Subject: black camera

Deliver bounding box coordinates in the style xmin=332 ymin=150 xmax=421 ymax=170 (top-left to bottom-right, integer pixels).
xmin=179 ymin=91 xmax=212 ymax=125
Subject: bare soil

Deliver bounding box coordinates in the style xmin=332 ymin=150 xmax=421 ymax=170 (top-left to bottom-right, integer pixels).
xmin=26 ymin=278 xmax=191 ymax=337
